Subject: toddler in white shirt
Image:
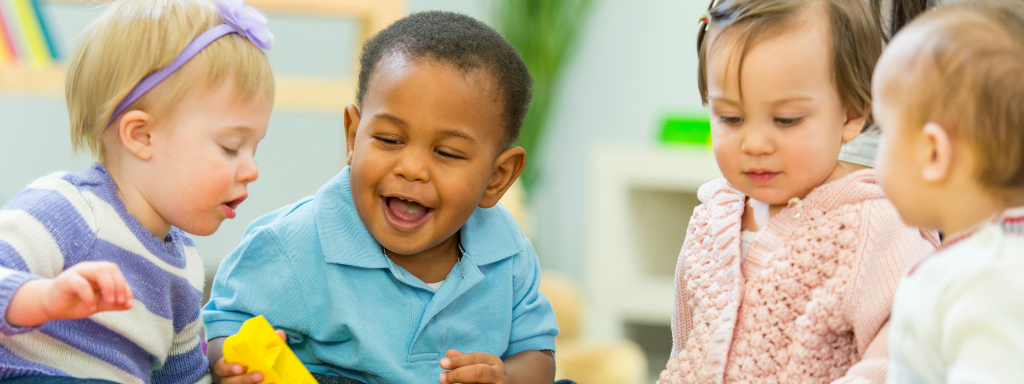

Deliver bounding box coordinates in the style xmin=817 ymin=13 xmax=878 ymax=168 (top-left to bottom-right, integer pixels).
xmin=871 ymin=0 xmax=1024 ymax=381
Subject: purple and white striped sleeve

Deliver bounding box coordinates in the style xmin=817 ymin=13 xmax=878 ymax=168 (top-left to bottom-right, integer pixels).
xmin=0 ymin=177 xmax=97 ymax=335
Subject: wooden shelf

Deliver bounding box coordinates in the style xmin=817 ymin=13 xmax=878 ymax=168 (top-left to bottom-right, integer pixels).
xmin=275 ymin=75 xmax=356 ymax=113
xmin=0 ymin=65 xmax=64 ymax=97
xmin=0 ymin=65 xmax=356 ymax=113
xmin=0 ymin=0 xmax=404 ymax=112
xmin=45 ymin=0 xmax=405 ymax=40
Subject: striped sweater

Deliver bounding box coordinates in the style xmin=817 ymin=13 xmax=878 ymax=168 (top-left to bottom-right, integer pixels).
xmin=0 ymin=165 xmax=211 ymax=384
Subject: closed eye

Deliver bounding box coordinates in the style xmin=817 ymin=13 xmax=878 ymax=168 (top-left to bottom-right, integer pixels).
xmin=774 ymin=117 xmax=802 ymax=127
xmin=436 ymin=150 xmax=465 ymax=160
xmin=222 ymin=147 xmax=239 ymax=156
xmin=374 ymin=136 xmax=402 ymax=145
xmin=719 ymin=116 xmax=743 ymax=126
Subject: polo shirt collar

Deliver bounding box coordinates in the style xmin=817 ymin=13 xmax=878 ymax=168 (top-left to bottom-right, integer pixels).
xmin=314 ymin=167 xmax=525 ymax=268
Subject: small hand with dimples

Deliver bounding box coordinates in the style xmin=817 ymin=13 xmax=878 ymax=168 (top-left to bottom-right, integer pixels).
xmin=213 ymin=330 xmax=288 ymax=384
xmin=439 ymin=350 xmax=508 ymax=384
xmin=6 ymin=261 xmax=134 ymax=328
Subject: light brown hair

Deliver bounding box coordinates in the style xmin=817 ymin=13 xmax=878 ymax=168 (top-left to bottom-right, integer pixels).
xmin=886 ymin=0 xmax=1024 ymax=191
xmin=696 ymin=0 xmax=884 ymax=130
xmin=66 ymin=0 xmax=275 ymax=161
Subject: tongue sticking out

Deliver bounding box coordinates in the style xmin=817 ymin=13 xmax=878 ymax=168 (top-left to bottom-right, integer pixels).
xmin=388 ymin=198 xmax=429 ymax=221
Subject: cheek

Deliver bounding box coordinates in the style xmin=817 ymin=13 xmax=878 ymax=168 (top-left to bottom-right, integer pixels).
xmin=440 ymin=167 xmax=487 ymax=204
xmin=874 ymin=136 xmax=924 ymax=220
xmin=167 ymin=144 xmax=234 ymax=204
xmin=877 ymin=139 xmax=912 ymax=196
xmin=711 ymin=132 xmax=740 ymax=173
xmin=434 ymin=166 xmax=491 ymax=226
xmin=348 ymin=160 xmax=383 ymax=219
xmin=781 ymin=128 xmax=841 ymax=173
xmin=182 ymin=161 xmax=234 ymax=205
xmin=350 ymin=146 xmax=391 ymax=194
xmin=875 ymin=138 xmax=893 ymax=181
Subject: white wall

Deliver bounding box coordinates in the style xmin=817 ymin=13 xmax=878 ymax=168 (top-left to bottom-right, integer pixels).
xmin=530 ymin=0 xmax=708 ymax=281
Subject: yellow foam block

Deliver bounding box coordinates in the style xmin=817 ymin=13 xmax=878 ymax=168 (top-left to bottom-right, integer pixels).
xmin=223 ymin=315 xmax=317 ymax=384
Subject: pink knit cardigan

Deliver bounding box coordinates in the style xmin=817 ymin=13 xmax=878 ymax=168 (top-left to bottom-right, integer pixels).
xmin=658 ymin=170 xmax=939 ymax=384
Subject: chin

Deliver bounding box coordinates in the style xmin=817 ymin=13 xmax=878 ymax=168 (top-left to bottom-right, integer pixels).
xmin=180 ymin=220 xmax=223 ymax=237
xmin=890 ymin=202 xmax=928 ymax=228
xmin=378 ymin=221 xmax=459 ymax=256
xmin=740 ymin=187 xmax=782 ymax=205
xmin=377 ymin=233 xmax=432 ymax=255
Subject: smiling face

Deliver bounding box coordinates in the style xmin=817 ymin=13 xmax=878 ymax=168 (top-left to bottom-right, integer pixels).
xmin=346 ymin=54 xmax=512 ymax=256
xmin=133 ymin=81 xmax=271 ymax=236
xmin=706 ymin=8 xmax=864 ymax=206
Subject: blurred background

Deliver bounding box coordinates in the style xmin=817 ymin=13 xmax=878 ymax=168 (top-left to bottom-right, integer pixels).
xmin=0 ymin=0 xmax=719 ymax=382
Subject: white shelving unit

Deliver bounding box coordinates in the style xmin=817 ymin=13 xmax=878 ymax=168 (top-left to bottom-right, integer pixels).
xmin=586 ymin=143 xmax=722 ymax=340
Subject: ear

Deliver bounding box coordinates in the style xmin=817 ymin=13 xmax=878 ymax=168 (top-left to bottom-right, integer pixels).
xmin=118 ymin=110 xmax=156 ymax=161
xmin=479 ymin=146 xmax=526 ymax=209
xmin=344 ymin=104 xmax=361 ymax=166
xmin=921 ymin=122 xmax=953 ymax=182
xmin=842 ymin=104 xmax=869 ymax=143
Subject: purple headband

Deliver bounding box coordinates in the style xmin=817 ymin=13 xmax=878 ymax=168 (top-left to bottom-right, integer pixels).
xmin=107 ymin=0 xmax=274 ymax=127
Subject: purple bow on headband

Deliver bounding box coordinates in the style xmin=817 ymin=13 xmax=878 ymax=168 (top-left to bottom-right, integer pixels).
xmin=107 ymin=0 xmax=274 ymax=126
xmin=216 ymin=0 xmax=274 ymax=50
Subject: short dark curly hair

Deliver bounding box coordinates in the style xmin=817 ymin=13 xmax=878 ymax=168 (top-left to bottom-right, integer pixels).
xmin=356 ymin=11 xmax=533 ymax=147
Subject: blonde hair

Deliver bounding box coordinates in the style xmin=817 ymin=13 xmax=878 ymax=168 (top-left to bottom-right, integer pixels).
xmin=697 ymin=0 xmax=884 ymax=131
xmin=890 ymin=0 xmax=1024 ymax=192
xmin=66 ymin=0 xmax=275 ymax=161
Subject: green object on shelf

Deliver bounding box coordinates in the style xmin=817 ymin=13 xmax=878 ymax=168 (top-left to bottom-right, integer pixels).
xmin=660 ymin=115 xmax=711 ymax=146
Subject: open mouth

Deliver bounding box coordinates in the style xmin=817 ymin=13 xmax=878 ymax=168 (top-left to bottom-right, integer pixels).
xmin=381 ymin=196 xmax=433 ymax=231
xmin=221 ymin=195 xmax=247 ymax=219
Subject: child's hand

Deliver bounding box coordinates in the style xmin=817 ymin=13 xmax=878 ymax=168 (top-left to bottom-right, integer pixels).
xmin=439 ymin=350 xmax=507 ymax=384
xmin=213 ymin=330 xmax=287 ymax=384
xmin=6 ymin=261 xmax=133 ymax=327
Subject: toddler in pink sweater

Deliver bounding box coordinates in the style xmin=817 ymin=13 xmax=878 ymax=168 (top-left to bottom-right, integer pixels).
xmin=658 ymin=0 xmax=939 ymax=383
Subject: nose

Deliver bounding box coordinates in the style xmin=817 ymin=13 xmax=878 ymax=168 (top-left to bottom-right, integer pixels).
xmin=740 ymin=124 xmax=775 ymax=156
xmin=392 ymin=149 xmax=430 ymax=183
xmin=238 ymin=155 xmax=259 ymax=184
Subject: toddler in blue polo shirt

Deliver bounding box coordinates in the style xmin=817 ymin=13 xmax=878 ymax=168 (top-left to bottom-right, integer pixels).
xmin=202 ymin=11 xmax=560 ymax=384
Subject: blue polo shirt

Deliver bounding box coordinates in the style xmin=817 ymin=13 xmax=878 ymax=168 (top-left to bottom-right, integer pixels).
xmin=201 ymin=167 xmax=558 ymax=383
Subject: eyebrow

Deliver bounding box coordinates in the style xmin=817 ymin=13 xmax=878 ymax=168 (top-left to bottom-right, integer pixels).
xmin=710 ymin=97 xmax=741 ymax=107
xmin=221 ymin=125 xmax=257 ymax=134
xmin=709 ymin=96 xmax=814 ymax=108
xmin=437 ymin=129 xmax=477 ymax=144
xmin=373 ymin=113 xmax=479 ymax=144
xmin=374 ymin=113 xmax=409 ymax=128
xmin=769 ymin=96 xmax=814 ymax=107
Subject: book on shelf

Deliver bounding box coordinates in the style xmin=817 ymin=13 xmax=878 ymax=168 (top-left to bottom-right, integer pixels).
xmin=0 ymin=0 xmax=58 ymax=67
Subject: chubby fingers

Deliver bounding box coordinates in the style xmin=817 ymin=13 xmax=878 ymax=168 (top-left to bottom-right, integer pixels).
xmin=440 ymin=350 xmax=499 ymax=369
xmin=106 ymin=262 xmax=133 ymax=305
xmin=444 ymin=350 xmax=463 ymax=359
xmin=63 ymin=272 xmax=98 ymax=311
xmin=439 ymin=351 xmax=505 ymax=384
xmin=212 ymin=358 xmax=244 ymax=377
xmin=220 ymin=372 xmax=266 ymax=384
xmin=213 ymin=358 xmax=264 ymax=384
xmin=75 ymin=262 xmax=133 ymax=308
